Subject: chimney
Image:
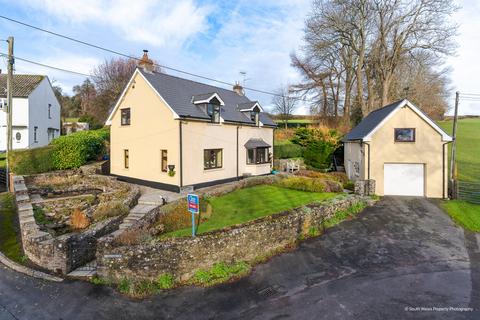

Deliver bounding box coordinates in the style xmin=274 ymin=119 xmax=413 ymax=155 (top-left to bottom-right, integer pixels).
xmin=138 ymin=49 xmax=155 ymax=73
xmin=233 ymin=81 xmax=244 ymax=96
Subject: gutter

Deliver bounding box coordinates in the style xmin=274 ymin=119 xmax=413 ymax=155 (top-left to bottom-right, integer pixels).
xmin=179 ymin=121 xmax=183 ymax=188
xmin=236 ymin=126 xmax=239 ymax=179
xmin=361 ymin=140 xmax=371 ymax=180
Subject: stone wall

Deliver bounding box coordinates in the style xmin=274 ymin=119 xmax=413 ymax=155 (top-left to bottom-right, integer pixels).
xmin=97 ymin=195 xmax=370 ymax=282
xmin=354 ymin=180 xmax=376 ymax=196
xmin=14 ymin=174 xmax=140 ymax=274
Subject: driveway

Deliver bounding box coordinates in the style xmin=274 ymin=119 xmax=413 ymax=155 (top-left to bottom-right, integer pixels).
xmin=1 ymin=197 xmax=479 ymax=319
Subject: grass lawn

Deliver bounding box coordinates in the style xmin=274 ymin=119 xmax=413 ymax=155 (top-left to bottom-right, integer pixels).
xmin=0 ymin=193 xmax=24 ymax=263
xmin=438 ymin=118 xmax=480 ymax=182
xmin=441 ymin=200 xmax=480 ymax=232
xmin=164 ymin=185 xmax=336 ymax=237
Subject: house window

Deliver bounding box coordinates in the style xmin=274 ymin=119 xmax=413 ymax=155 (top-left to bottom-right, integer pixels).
xmin=204 ymin=149 xmax=222 ymax=169
xmin=247 ymin=147 xmax=269 ymax=164
xmin=121 ymin=108 xmax=131 ymax=126
xmin=207 ymin=103 xmax=220 ymax=123
xmin=161 ymin=150 xmax=168 ymax=172
xmin=394 ymin=128 xmax=415 ymax=142
xmin=34 ymin=126 xmax=38 ymax=143
xmin=48 ymin=104 xmax=52 ymax=119
xmin=47 ymin=128 xmax=55 ymax=142
xmin=124 ymin=149 xmax=129 ymax=169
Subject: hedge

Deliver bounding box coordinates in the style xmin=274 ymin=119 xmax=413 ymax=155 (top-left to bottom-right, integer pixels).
xmin=8 ymin=146 xmax=56 ymax=175
xmin=274 ymin=143 xmax=304 ymax=159
xmin=8 ymin=128 xmax=109 ymax=175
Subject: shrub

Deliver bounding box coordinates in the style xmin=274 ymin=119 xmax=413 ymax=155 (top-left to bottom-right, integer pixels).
xmin=192 ymin=262 xmax=250 ymax=286
xmin=343 ymin=181 xmax=355 ymax=191
xmin=93 ymin=201 xmax=129 ymax=221
xmin=70 ymin=208 xmax=90 ymax=229
xmin=277 ymin=176 xmax=326 ymax=193
xmin=156 ymin=199 xmax=197 ymax=233
xmin=8 ymin=146 xmax=55 ymax=175
xmin=157 ymin=274 xmax=175 ymax=289
xmin=274 ymin=143 xmax=304 ymax=159
xmin=303 ymin=139 xmax=337 ymax=170
xmin=277 ymin=176 xmax=342 ymax=193
xmin=52 ymin=130 xmax=107 ymax=170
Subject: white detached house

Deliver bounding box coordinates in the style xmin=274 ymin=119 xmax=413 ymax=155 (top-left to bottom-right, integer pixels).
xmin=0 ymin=74 xmax=61 ymax=151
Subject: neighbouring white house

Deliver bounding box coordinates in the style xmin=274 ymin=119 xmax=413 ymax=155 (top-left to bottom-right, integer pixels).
xmin=0 ymin=74 xmax=61 ymax=151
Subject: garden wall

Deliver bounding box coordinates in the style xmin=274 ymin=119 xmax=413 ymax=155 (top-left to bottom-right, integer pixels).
xmin=96 ymin=194 xmax=370 ymax=282
xmin=13 ymin=173 xmax=140 ymax=274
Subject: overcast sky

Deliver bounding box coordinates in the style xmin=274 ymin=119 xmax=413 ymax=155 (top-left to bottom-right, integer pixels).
xmin=0 ymin=0 xmax=478 ymax=115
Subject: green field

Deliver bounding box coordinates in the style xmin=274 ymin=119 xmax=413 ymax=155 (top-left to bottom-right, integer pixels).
xmin=438 ymin=118 xmax=480 ymax=182
xmin=438 ymin=118 xmax=480 ymax=231
xmin=163 ymin=185 xmax=336 ymax=237
xmin=274 ymin=119 xmax=314 ymax=124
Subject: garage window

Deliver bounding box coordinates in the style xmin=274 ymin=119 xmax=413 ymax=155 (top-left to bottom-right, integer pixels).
xmin=394 ymin=128 xmax=415 ymax=142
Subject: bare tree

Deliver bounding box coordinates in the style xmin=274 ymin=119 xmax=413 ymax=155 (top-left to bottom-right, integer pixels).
xmin=292 ymin=0 xmax=457 ymax=124
xmin=271 ymin=86 xmax=299 ymax=129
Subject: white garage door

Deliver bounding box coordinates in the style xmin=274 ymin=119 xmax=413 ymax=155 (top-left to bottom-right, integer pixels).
xmin=384 ymin=163 xmax=424 ymax=196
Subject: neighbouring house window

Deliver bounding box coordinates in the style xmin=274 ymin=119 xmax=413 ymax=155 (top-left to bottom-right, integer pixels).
xmin=394 ymin=128 xmax=415 ymax=142
xmin=48 ymin=104 xmax=52 ymax=119
xmin=34 ymin=126 xmax=38 ymax=143
xmin=161 ymin=150 xmax=168 ymax=172
xmin=204 ymin=149 xmax=222 ymax=169
xmin=207 ymin=103 xmax=220 ymax=123
xmin=247 ymin=147 xmax=269 ymax=164
xmin=124 ymin=149 xmax=129 ymax=169
xmin=47 ymin=128 xmax=55 ymax=142
xmin=121 ymin=108 xmax=131 ymax=126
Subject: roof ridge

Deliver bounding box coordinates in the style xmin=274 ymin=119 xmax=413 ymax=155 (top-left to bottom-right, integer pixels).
xmin=140 ymin=68 xmax=246 ymax=98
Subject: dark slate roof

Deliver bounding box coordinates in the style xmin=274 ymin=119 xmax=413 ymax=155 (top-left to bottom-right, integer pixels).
xmin=344 ymin=99 xmax=405 ymax=141
xmin=244 ymin=138 xmax=271 ymax=148
xmin=237 ymin=101 xmax=258 ymax=110
xmin=139 ymin=69 xmax=276 ymax=127
xmin=0 ymin=74 xmax=44 ymax=98
xmin=192 ymin=92 xmax=218 ymax=103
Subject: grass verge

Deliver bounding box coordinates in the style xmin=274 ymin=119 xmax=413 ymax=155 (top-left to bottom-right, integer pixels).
xmin=0 ymin=193 xmax=24 ymax=263
xmin=191 ymin=262 xmax=250 ymax=287
xmin=116 ymin=273 xmax=175 ymax=298
xmin=441 ymin=200 xmax=480 ymax=232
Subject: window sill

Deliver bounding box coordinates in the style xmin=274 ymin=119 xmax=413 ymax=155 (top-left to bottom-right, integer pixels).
xmin=203 ymin=167 xmax=224 ymax=173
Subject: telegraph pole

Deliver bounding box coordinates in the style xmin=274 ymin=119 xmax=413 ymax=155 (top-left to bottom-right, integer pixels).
xmin=6 ymin=36 xmax=14 ymax=191
xmin=449 ymin=91 xmax=459 ymax=198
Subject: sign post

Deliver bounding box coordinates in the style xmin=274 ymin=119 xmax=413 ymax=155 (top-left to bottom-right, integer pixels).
xmin=187 ymin=194 xmax=199 ymax=237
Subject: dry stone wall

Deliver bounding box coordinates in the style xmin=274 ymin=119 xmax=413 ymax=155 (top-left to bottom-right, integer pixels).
xmin=97 ymin=194 xmax=371 ymax=282
xmin=14 ymin=174 xmax=140 ymax=274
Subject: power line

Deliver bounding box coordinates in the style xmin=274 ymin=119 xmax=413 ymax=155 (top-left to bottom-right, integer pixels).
xmin=0 ymin=14 xmax=301 ymax=101
xmin=0 ymin=53 xmax=91 ymax=77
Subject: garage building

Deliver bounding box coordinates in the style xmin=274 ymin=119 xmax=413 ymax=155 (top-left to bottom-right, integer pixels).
xmin=343 ymin=99 xmax=452 ymax=198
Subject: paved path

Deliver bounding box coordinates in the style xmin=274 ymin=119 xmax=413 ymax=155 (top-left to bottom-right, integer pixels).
xmin=1 ymin=197 xmax=479 ymax=319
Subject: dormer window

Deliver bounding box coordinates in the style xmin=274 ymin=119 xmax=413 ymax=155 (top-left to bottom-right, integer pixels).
xmin=238 ymin=102 xmax=262 ymax=127
xmin=207 ymin=103 xmax=221 ymax=123
xmin=192 ymin=92 xmax=224 ymax=124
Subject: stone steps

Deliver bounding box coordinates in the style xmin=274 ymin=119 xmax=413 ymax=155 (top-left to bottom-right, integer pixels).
xmin=116 ymin=203 xmax=160 ymax=231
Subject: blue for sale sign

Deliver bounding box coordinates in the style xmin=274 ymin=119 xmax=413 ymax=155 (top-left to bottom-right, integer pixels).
xmin=187 ymin=194 xmax=199 ymax=214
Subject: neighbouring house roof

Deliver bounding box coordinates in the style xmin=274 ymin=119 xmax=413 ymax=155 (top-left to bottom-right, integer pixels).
xmin=0 ymin=74 xmax=45 ymax=98
xmin=344 ymin=99 xmax=452 ymax=142
xmin=244 ymin=138 xmax=271 ymax=149
xmin=107 ymin=68 xmax=276 ymax=127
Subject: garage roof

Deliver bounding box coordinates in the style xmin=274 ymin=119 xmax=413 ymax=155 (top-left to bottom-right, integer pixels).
xmin=343 ymin=99 xmax=452 ymax=142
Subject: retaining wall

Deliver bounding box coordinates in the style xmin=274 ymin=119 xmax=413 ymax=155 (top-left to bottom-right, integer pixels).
xmin=97 ymin=194 xmax=371 ymax=282
xmin=14 ymin=174 xmax=140 ymax=274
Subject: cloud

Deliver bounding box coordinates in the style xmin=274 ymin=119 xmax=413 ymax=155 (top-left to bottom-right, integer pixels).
xmin=19 ymin=0 xmax=212 ymax=47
